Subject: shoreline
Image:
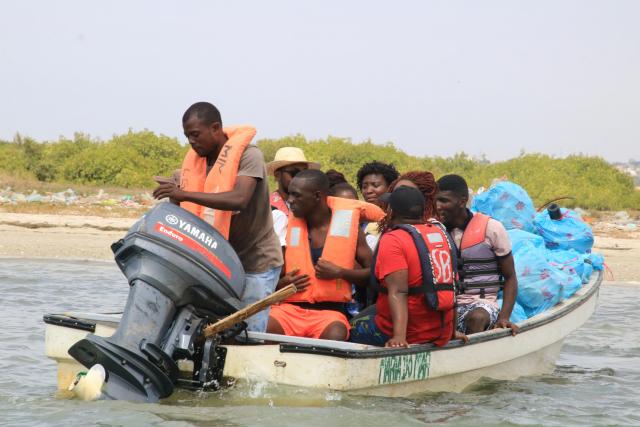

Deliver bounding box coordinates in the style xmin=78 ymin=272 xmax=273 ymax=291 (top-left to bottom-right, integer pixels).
xmin=0 ymin=212 xmax=132 ymax=262
xmin=0 ymin=212 xmax=638 ymax=283
xmin=3 ymin=253 xmax=635 ymax=285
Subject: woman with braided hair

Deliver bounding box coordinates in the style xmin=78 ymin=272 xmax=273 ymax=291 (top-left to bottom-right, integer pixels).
xmin=378 ymin=170 xmax=440 ymax=233
xmin=361 ymin=170 xmax=442 ymax=307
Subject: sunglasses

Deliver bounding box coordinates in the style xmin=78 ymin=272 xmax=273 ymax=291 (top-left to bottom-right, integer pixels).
xmin=281 ymin=168 xmax=303 ymax=177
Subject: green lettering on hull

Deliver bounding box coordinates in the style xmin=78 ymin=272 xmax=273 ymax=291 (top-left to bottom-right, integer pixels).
xmin=378 ymin=352 xmax=431 ymax=385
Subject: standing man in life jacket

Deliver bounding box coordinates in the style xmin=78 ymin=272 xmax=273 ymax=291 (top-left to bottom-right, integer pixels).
xmin=267 ymin=169 xmax=384 ymax=341
xmin=349 ymin=186 xmax=457 ymax=348
xmin=153 ymin=102 xmax=283 ymax=333
xmin=266 ymin=147 xmax=321 ymax=248
xmin=435 ymin=174 xmax=519 ymax=336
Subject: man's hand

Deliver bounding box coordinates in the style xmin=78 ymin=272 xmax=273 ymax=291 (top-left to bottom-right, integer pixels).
xmin=315 ymin=258 xmax=343 ymax=280
xmin=277 ymin=268 xmax=311 ymax=292
xmin=153 ymin=183 xmax=185 ymax=202
xmin=454 ymin=330 xmax=469 ymax=344
xmin=385 ymin=336 xmax=408 ymax=348
xmin=493 ymin=317 xmax=520 ymax=336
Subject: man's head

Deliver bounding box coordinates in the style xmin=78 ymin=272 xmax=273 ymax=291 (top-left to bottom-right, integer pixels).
xmin=436 ymin=174 xmax=469 ymax=226
xmin=288 ymin=169 xmax=330 ymax=218
xmin=182 ymin=102 xmax=227 ymax=158
xmin=275 ymin=163 xmax=308 ymax=196
xmin=380 ymin=185 xmax=426 ymax=225
xmin=267 ymin=147 xmax=321 ymax=195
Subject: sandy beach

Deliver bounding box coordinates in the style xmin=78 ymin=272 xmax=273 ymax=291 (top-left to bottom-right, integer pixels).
xmin=0 ymin=212 xmax=133 ymax=262
xmin=0 ymin=211 xmax=637 ymax=283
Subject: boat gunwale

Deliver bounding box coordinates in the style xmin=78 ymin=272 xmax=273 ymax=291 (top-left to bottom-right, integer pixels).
xmin=43 ymin=271 xmax=602 ymax=359
xmin=42 ymin=314 xmax=96 ymax=332
xmin=278 ymin=270 xmax=603 ymax=359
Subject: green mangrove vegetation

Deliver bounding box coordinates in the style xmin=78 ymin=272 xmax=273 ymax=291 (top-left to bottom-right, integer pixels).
xmin=1 ymin=131 xmax=638 ymax=210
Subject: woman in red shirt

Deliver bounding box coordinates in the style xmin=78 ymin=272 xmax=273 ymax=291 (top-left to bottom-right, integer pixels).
xmin=349 ymin=185 xmax=456 ymax=347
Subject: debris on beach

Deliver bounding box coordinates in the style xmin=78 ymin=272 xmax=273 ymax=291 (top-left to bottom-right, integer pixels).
xmin=0 ymin=187 xmax=156 ymax=210
xmin=591 ymin=210 xmax=640 ymax=234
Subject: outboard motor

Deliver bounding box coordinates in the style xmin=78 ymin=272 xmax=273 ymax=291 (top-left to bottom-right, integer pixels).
xmin=68 ymin=203 xmax=245 ymax=402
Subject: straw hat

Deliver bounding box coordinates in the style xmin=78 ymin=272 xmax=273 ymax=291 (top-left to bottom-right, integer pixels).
xmin=266 ymin=147 xmax=321 ymax=175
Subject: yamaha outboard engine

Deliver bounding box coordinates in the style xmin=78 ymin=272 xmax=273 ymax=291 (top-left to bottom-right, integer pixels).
xmin=68 ymin=203 xmax=245 ymax=402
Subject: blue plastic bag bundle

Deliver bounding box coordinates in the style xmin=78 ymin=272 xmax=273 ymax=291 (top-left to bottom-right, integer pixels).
xmin=472 ymin=181 xmax=537 ymax=233
xmin=533 ymin=208 xmax=594 ymax=254
xmin=497 ymin=298 xmax=528 ymax=323
xmin=545 ymin=249 xmax=585 ymax=298
xmin=469 ymin=180 xmax=603 ymax=321
xmin=581 ymin=258 xmax=594 ymax=284
xmin=587 ymin=252 xmax=605 ymax=271
xmin=508 ymin=230 xmax=569 ymax=317
xmin=546 ymin=248 xmax=586 ymax=281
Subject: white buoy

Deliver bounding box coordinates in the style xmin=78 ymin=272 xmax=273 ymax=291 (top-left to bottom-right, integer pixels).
xmin=68 ymin=364 xmax=106 ymax=401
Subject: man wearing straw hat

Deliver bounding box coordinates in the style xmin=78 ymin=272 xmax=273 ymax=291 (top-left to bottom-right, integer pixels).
xmin=267 ymin=147 xmax=320 ymax=247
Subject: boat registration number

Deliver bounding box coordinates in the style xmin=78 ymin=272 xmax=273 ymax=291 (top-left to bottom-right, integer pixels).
xmin=378 ymin=351 xmax=431 ymax=385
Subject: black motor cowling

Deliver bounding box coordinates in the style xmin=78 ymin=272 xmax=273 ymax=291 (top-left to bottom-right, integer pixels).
xmin=68 ymin=203 xmax=245 ymax=402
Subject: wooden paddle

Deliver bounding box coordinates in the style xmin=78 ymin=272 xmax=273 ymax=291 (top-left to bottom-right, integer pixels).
xmin=202 ymin=284 xmax=297 ymax=338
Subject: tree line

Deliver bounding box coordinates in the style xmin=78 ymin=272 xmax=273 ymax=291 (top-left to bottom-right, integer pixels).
xmin=1 ymin=131 xmax=638 ymax=210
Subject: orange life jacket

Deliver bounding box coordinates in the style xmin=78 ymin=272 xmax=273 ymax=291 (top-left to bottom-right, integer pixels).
xmin=285 ymin=196 xmax=385 ymax=303
xmin=460 ymin=212 xmax=490 ymax=250
xmin=180 ymin=126 xmax=256 ymax=240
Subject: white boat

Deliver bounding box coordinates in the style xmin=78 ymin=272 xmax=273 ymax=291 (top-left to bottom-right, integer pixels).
xmin=44 ymin=270 xmax=602 ymax=397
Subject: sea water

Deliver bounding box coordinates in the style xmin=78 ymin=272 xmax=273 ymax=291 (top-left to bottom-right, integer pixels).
xmin=1 ymin=259 xmax=638 ymax=426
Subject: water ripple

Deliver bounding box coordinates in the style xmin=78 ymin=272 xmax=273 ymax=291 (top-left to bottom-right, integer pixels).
xmin=1 ymin=259 xmax=639 ymax=426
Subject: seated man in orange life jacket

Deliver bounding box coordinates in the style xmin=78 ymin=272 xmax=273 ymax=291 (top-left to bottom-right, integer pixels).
xmin=267 ymin=169 xmax=384 ymax=341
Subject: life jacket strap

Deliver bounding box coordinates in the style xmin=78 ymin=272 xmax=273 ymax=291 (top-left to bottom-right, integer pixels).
xmin=369 ymin=222 xmax=457 ymax=311
xmin=461 ymin=280 xmax=505 ymax=290
xmin=378 ymin=282 xmax=454 ymax=295
xmin=463 ymin=269 xmax=501 ymax=277
xmin=462 ymin=257 xmax=499 ymax=264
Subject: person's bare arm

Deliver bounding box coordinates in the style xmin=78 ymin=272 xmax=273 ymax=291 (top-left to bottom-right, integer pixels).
xmin=384 ymin=269 xmax=409 ymax=348
xmin=315 ymin=227 xmax=371 ymax=287
xmin=494 ymin=253 xmax=519 ymax=335
xmin=452 ymin=307 xmax=469 ymax=343
xmin=152 ymin=175 xmax=257 ymax=211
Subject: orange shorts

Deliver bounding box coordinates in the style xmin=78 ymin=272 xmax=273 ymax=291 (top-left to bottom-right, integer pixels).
xmin=269 ymin=303 xmax=350 ymax=339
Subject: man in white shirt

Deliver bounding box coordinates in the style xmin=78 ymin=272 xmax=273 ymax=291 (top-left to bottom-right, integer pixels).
xmin=266 ymin=147 xmax=320 ymax=247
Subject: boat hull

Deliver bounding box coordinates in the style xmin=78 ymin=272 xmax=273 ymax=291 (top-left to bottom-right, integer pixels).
xmin=223 ymin=276 xmax=598 ymax=395
xmin=45 ymin=272 xmax=601 ymax=396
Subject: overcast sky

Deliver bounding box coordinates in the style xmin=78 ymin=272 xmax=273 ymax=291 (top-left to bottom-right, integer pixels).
xmin=1 ymin=1 xmax=638 ymax=162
